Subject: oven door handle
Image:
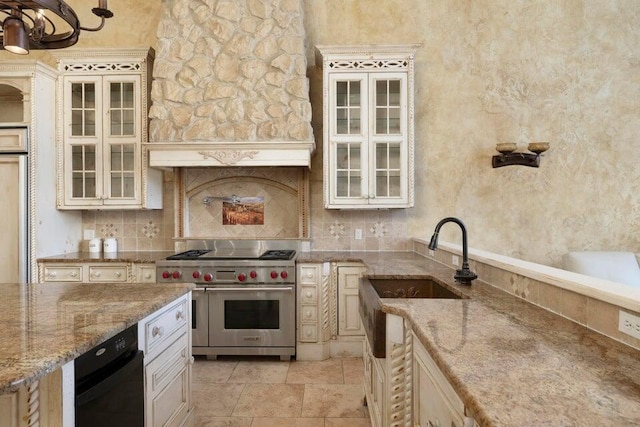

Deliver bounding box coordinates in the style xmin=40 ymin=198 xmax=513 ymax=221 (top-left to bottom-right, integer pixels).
xmin=209 ymin=286 xmax=294 ymax=292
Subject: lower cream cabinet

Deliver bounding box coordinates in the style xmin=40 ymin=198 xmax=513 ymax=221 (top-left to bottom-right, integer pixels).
xmin=0 ymin=389 xmax=22 ymax=427
xmin=39 ymin=261 xmax=158 ymax=283
xmin=39 ymin=262 xmax=129 ymax=283
xmin=139 ymin=292 xmax=193 ymax=427
xmin=413 ymin=331 xmax=477 ymax=427
xmin=363 ymin=334 xmax=386 ymax=427
xmin=337 ymin=264 xmax=366 ymax=336
xmin=297 ymin=263 xmax=322 ymax=344
xmin=135 ymin=263 xmax=157 ymax=283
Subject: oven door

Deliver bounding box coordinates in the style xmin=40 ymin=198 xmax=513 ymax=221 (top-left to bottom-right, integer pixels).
xmin=208 ymin=286 xmax=295 ymax=348
xmin=192 ymin=288 xmax=209 ymax=347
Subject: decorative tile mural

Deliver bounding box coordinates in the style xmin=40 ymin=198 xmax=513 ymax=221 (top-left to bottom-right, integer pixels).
xmin=180 ymin=167 xmax=307 ymax=240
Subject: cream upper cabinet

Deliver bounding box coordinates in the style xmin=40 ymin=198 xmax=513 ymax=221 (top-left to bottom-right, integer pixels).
xmin=53 ymin=48 xmax=162 ymax=210
xmin=316 ymin=45 xmax=419 ymax=209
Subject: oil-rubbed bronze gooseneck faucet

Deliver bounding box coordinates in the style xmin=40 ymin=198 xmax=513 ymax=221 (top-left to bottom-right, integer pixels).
xmin=428 ymin=217 xmax=477 ymax=285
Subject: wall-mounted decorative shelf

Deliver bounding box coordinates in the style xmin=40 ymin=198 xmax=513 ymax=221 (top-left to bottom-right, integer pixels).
xmin=492 ymin=142 xmax=549 ymax=168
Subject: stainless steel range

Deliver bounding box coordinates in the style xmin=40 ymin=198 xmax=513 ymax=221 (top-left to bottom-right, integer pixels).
xmin=157 ymin=240 xmax=298 ymax=360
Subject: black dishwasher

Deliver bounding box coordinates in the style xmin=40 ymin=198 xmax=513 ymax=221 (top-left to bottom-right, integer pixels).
xmin=75 ymin=323 xmax=144 ymax=427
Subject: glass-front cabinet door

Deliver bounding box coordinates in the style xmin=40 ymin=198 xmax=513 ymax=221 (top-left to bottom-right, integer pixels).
xmin=62 ymin=74 xmax=141 ymax=207
xmin=103 ymin=75 xmax=140 ymax=205
xmin=330 ymin=74 xmax=367 ymax=203
xmin=323 ymin=49 xmax=414 ymax=209
xmin=371 ymin=74 xmax=407 ymax=202
xmin=65 ymin=76 xmax=103 ymax=206
xmin=54 ymin=48 xmax=161 ymax=210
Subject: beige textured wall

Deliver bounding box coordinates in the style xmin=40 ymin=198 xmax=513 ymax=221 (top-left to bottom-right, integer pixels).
xmin=4 ymin=1 xmax=640 ymax=266
xmin=305 ymin=1 xmax=640 ymax=266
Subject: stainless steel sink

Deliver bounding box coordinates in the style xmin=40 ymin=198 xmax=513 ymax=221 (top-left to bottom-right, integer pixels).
xmin=359 ymin=278 xmax=464 ymax=358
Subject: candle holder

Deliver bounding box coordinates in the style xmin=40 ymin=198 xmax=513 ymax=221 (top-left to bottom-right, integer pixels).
xmin=492 ymin=142 xmax=549 ymax=168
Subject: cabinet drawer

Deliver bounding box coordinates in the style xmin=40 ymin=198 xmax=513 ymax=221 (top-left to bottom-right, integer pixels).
xmin=300 ymin=286 xmax=317 ymax=304
xmin=136 ymin=265 xmax=156 ymax=283
xmin=143 ymin=298 xmax=189 ymax=361
xmin=43 ymin=266 xmax=82 ymax=282
xmin=298 ymin=265 xmax=320 ymax=285
xmin=300 ymin=306 xmax=317 ymax=322
xmin=0 ymin=129 xmax=27 ymax=152
xmin=146 ymin=333 xmax=189 ymax=395
xmin=299 ymin=324 xmax=317 ymax=342
xmin=145 ymin=334 xmax=189 ymax=427
xmin=88 ymin=265 xmax=128 ymax=282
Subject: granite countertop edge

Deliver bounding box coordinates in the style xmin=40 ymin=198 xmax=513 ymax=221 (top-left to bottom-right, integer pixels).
xmin=37 ymin=251 xmax=175 ymax=264
xmin=0 ymin=282 xmax=194 ymax=395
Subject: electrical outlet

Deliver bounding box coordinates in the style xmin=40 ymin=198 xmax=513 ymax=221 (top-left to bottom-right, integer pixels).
xmin=83 ymin=229 xmax=95 ymax=240
xmin=355 ymin=228 xmax=363 ymax=240
xmin=451 ymin=255 xmax=460 ymax=267
xmin=428 ymin=249 xmax=435 ymax=257
xmin=619 ymin=311 xmax=640 ymax=340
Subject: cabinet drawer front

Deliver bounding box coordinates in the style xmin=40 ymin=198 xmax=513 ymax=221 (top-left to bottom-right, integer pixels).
xmin=88 ymin=266 xmax=128 ymax=282
xmin=143 ymin=299 xmax=189 ymax=360
xmin=299 ymin=324 xmax=318 ymax=342
xmin=43 ymin=266 xmax=82 ymax=282
xmin=298 ymin=265 xmax=320 ymax=285
xmin=300 ymin=306 xmax=317 ymax=322
xmin=136 ymin=265 xmax=156 ymax=283
xmin=145 ymin=335 xmax=190 ymax=427
xmin=146 ymin=333 xmax=189 ymax=395
xmin=0 ymin=129 xmax=27 ymax=152
xmin=300 ymin=286 xmax=317 ymax=304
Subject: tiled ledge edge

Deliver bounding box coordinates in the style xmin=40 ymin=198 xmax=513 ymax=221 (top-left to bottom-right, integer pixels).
xmin=413 ymin=238 xmax=640 ymax=351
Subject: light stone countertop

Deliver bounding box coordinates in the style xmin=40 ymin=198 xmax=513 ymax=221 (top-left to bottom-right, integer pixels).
xmin=0 ymin=282 xmax=193 ymax=394
xmin=37 ymin=251 xmax=175 ymax=264
xmin=298 ymin=251 xmax=640 ymax=426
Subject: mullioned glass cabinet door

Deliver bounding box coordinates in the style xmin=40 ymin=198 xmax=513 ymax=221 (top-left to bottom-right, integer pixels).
xmin=371 ymin=74 xmax=406 ymax=201
xmin=105 ymin=79 xmax=138 ymax=202
xmin=327 ymin=72 xmax=407 ymax=207
xmin=66 ymin=76 xmax=102 ymax=205
xmin=331 ymin=74 xmax=367 ymax=202
xmin=63 ymin=75 xmax=141 ymax=207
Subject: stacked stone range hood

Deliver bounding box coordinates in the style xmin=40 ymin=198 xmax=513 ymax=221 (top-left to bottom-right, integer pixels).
xmin=147 ymin=0 xmax=314 ymax=168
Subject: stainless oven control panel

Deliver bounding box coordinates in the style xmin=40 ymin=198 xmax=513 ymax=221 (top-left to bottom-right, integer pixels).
xmin=156 ymin=265 xmax=295 ymax=285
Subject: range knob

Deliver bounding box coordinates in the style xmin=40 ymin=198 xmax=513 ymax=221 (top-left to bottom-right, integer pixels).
xmin=238 ymin=273 xmax=247 ymax=282
xmin=270 ymin=271 xmax=278 ymax=279
xmin=162 ymin=271 xmax=171 ymax=279
xmin=203 ymin=273 xmax=213 ymax=282
xmin=250 ymin=270 xmax=258 ymax=279
xmin=172 ymin=271 xmax=182 ymax=279
xmin=192 ymin=271 xmax=201 ymax=279
xmin=280 ymin=271 xmax=288 ymax=279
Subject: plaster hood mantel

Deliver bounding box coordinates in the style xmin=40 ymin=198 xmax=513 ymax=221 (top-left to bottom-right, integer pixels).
xmin=145 ymin=140 xmax=315 ymax=168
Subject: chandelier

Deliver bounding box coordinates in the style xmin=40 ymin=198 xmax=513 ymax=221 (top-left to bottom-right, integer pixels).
xmin=0 ymin=1 xmax=113 ymax=55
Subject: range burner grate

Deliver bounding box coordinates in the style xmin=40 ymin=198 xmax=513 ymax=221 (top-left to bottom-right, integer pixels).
xmin=259 ymin=250 xmax=296 ymax=260
xmin=165 ymin=249 xmax=296 ymax=261
xmin=166 ymin=249 xmax=210 ymax=260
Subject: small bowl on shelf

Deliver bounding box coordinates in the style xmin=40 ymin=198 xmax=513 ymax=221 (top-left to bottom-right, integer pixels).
xmin=527 ymin=142 xmax=549 ymax=154
xmin=495 ymin=143 xmax=517 ymax=154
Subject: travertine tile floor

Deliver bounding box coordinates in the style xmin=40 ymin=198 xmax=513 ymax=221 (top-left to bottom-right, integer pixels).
xmin=192 ymin=356 xmax=372 ymax=427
